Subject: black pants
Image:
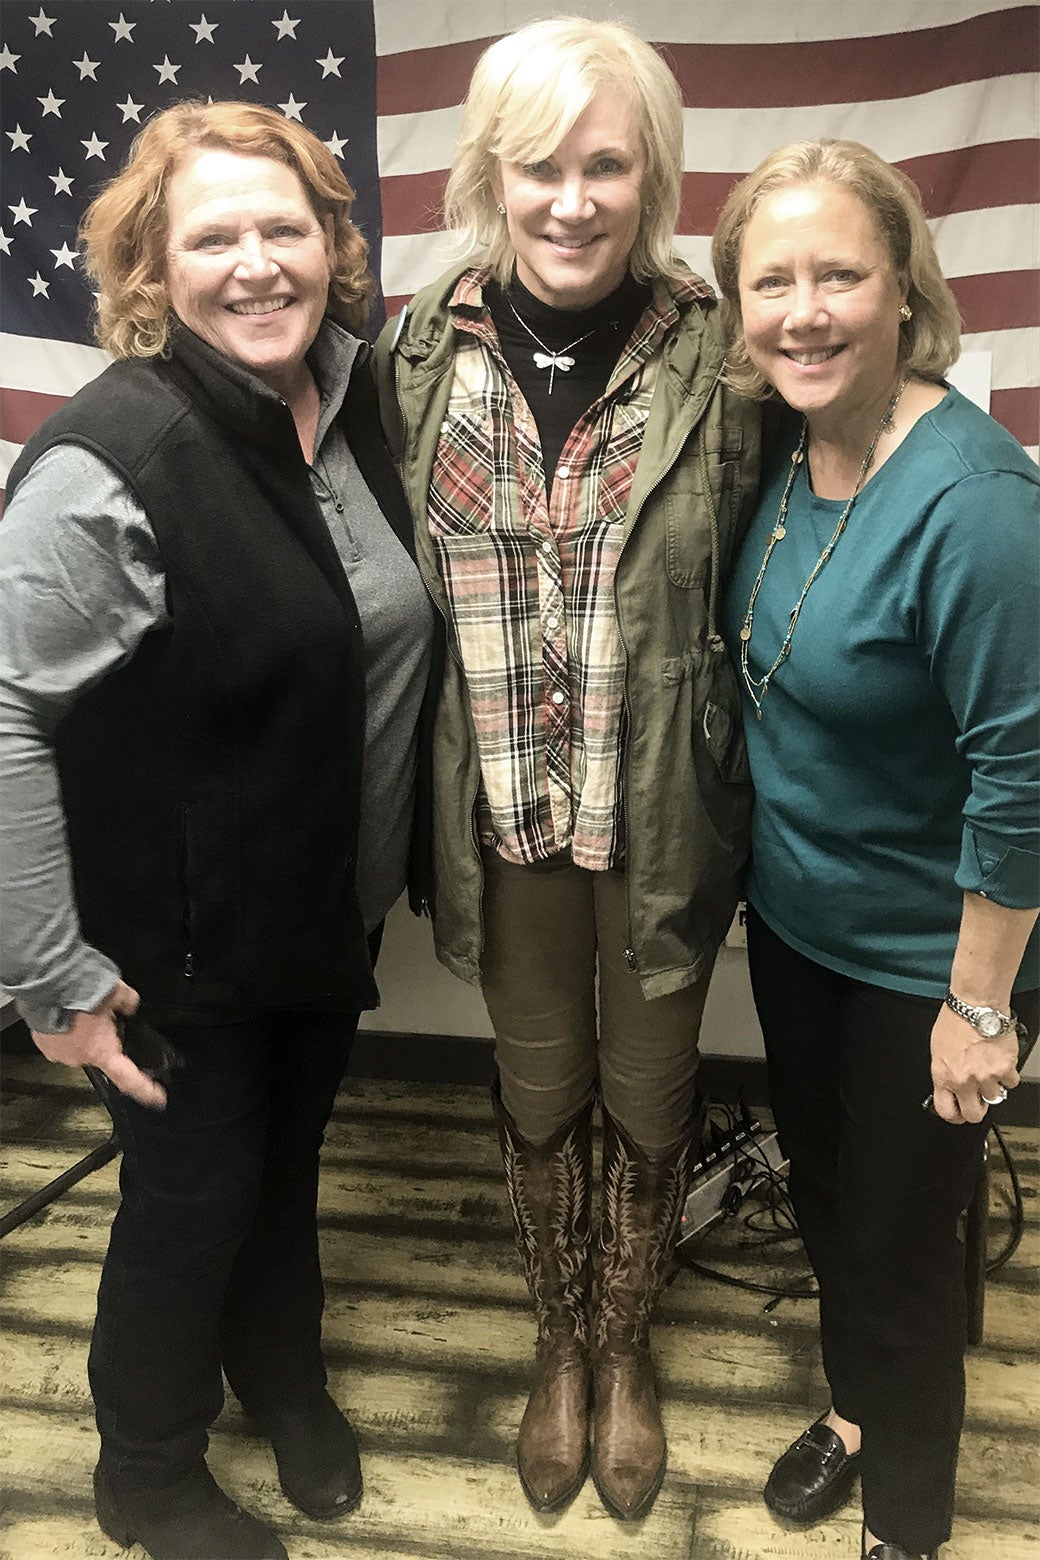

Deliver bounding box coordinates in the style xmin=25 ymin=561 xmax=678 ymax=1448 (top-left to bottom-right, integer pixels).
xmin=88 ymin=1007 xmax=360 ymax=1493
xmin=747 ymin=906 xmax=1037 ymax=1554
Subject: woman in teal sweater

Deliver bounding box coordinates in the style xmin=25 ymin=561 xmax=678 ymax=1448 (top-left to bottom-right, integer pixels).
xmin=714 ymin=140 xmax=1038 ymax=1560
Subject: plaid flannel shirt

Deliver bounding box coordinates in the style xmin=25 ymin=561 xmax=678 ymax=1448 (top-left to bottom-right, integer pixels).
xmin=428 ymin=268 xmax=711 ymax=869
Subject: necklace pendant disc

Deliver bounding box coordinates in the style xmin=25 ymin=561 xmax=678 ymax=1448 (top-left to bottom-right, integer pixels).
xmin=773 ymin=524 xmax=786 ymax=540
xmin=739 ymin=626 xmax=751 ymax=642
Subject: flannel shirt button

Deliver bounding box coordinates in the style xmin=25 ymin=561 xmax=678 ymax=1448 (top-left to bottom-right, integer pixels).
xmin=551 ymin=690 xmax=565 ymax=706
xmin=557 ymin=465 xmax=570 ymax=479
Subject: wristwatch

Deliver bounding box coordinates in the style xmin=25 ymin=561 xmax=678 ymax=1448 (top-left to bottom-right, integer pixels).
xmin=944 ymin=989 xmax=1017 ymax=1038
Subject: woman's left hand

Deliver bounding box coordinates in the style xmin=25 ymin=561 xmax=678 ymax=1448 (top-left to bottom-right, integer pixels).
xmin=928 ymin=1004 xmax=1020 ymax=1124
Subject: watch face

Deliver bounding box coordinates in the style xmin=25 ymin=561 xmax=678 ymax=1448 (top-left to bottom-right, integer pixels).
xmin=977 ymin=1011 xmax=1003 ymax=1037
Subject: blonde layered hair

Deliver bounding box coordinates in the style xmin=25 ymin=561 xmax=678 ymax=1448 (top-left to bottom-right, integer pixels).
xmin=711 ymin=139 xmax=962 ymax=399
xmin=444 ymin=16 xmax=687 ymax=286
xmin=80 ymin=101 xmax=372 ymax=359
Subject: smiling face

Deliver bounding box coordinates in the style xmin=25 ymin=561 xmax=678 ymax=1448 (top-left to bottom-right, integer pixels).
xmin=495 ymin=88 xmax=646 ymax=310
xmin=737 ymin=179 xmax=908 ymax=437
xmin=165 ymin=148 xmax=332 ymax=398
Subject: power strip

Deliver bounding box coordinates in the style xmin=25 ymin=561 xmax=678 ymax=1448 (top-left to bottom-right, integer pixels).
xmin=678 ymin=1121 xmax=788 ymax=1244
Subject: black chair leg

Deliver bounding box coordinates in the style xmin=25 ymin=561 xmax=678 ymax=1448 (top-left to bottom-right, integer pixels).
xmin=0 ymin=1066 xmax=119 ymax=1239
xmin=964 ymin=1134 xmax=990 ymax=1347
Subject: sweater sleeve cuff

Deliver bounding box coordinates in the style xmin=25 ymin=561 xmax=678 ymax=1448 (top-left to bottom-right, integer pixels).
xmin=6 ymin=952 xmax=122 ymax=1036
xmin=956 ymin=825 xmax=1040 ymax=909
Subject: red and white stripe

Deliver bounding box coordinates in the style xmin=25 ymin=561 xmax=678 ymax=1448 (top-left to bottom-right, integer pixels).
xmin=2 ymin=0 xmax=1036 ymax=482
xmin=375 ymin=0 xmax=1039 ymax=458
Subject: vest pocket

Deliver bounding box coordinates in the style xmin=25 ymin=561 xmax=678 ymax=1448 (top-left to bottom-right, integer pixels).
xmin=172 ymin=791 xmax=241 ymax=997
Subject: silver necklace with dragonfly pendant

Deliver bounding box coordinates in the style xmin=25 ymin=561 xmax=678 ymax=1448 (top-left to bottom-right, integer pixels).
xmin=505 ymin=296 xmax=597 ymax=395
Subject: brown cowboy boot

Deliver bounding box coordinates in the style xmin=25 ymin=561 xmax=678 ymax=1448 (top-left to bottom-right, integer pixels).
xmin=591 ymin=1106 xmax=694 ymax=1520
xmin=492 ymin=1083 xmax=593 ymax=1512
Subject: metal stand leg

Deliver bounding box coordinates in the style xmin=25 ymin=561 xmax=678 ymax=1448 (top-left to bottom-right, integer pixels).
xmin=964 ymin=1133 xmax=990 ymax=1347
xmin=0 ymin=1068 xmax=119 ymax=1239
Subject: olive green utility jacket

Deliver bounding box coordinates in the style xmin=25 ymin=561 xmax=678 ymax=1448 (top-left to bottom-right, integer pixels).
xmin=373 ymin=265 xmax=761 ymax=1000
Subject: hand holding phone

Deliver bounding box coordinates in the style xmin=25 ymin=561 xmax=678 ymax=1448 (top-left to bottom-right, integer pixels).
xmin=116 ymin=1013 xmax=184 ymax=1088
xmin=33 ymin=983 xmax=173 ymax=1109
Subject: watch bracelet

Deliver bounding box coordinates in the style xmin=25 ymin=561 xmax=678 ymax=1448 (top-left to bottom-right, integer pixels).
xmin=944 ymin=988 xmax=1016 ymax=1035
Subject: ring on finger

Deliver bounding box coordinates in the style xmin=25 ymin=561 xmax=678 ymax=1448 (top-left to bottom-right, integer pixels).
xmin=980 ymin=1085 xmax=1009 ymax=1106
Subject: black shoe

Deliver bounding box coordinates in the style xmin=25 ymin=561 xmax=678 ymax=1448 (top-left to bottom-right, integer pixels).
xmin=253 ymin=1388 xmax=363 ymax=1520
xmin=863 ymin=1522 xmax=939 ymax=1559
xmin=764 ymin=1415 xmax=860 ymax=1523
xmin=94 ymin=1460 xmax=288 ymax=1560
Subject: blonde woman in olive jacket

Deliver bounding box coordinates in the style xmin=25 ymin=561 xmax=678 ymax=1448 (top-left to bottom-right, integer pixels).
xmin=372 ymin=16 xmax=760 ymax=1526
xmin=375 ymin=262 xmax=757 ymax=996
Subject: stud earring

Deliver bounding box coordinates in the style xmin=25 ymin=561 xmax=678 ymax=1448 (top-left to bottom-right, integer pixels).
xmin=496 ymin=203 xmax=506 ymax=215
xmin=899 ymin=303 xmax=913 ymax=322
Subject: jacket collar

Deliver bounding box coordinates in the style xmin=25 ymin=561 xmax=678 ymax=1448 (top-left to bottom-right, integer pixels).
xmin=446 ymin=264 xmax=715 ymax=319
xmin=161 ymin=321 xmax=293 ymax=447
xmin=394 ymin=262 xmax=718 ymax=379
xmin=447 ymin=264 xmax=724 ymax=407
xmin=161 ymin=316 xmax=365 ymax=451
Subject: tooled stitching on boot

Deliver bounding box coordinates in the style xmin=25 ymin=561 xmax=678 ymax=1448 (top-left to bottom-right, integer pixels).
xmin=550 ymin=1135 xmax=592 ymax=1346
xmin=501 ymin=1115 xmax=592 ymax=1348
xmin=594 ymin=1127 xmax=691 ymax=1352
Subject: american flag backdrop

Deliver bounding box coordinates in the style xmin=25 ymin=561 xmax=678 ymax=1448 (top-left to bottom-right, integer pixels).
xmin=1 ymin=0 xmax=1038 ymax=491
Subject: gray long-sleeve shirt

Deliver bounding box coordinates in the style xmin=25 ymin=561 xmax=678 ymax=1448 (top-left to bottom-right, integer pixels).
xmin=0 ymin=324 xmax=433 ymax=1032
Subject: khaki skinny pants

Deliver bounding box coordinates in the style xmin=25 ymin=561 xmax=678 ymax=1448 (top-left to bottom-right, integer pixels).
xmin=479 ymin=849 xmax=713 ymax=1153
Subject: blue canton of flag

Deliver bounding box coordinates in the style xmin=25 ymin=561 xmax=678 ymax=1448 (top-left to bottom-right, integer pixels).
xmin=0 ymin=0 xmax=383 ymax=348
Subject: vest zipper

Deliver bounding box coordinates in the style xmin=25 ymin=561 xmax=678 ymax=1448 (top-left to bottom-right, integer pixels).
xmin=178 ymin=802 xmax=196 ymax=979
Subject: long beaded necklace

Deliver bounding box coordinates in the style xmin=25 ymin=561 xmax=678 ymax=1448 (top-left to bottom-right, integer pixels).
xmin=739 ymin=375 xmax=909 ymax=719
xmin=505 ymin=295 xmax=598 ymax=395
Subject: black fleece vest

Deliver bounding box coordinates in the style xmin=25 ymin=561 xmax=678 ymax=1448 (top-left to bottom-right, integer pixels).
xmin=5 ymin=325 xmax=395 ymax=1023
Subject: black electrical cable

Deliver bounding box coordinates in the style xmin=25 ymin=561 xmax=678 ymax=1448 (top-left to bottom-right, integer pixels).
xmin=675 ymin=1100 xmax=818 ymax=1303
xmin=675 ymin=1252 xmax=818 ymax=1303
xmin=985 ymin=1122 xmax=1025 ymax=1274
xmin=677 ymin=1104 xmax=1026 ymax=1302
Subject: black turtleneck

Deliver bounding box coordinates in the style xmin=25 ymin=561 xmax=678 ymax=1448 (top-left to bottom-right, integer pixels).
xmin=486 ymin=271 xmax=651 ymax=493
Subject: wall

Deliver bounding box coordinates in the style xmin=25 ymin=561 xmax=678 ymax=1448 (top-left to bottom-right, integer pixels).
xmin=360 ymin=899 xmax=1040 ymax=1083
xmin=359 ymin=903 xmax=746 ymax=1056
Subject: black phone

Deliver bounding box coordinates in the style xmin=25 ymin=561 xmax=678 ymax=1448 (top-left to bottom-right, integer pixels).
xmin=117 ymin=1013 xmax=184 ymax=1087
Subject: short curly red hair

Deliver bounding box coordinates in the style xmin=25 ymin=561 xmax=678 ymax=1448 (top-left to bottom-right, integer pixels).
xmin=80 ymin=100 xmax=372 ymax=359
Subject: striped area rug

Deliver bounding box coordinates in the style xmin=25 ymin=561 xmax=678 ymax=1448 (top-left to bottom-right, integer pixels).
xmin=2 ymin=1055 xmax=1037 ymax=1559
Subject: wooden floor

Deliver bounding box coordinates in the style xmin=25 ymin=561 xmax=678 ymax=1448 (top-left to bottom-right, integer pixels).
xmin=2 ymin=1049 xmax=1038 ymax=1560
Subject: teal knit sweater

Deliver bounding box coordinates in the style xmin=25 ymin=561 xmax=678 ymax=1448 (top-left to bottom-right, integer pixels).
xmin=723 ymin=386 xmax=1039 ymax=997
